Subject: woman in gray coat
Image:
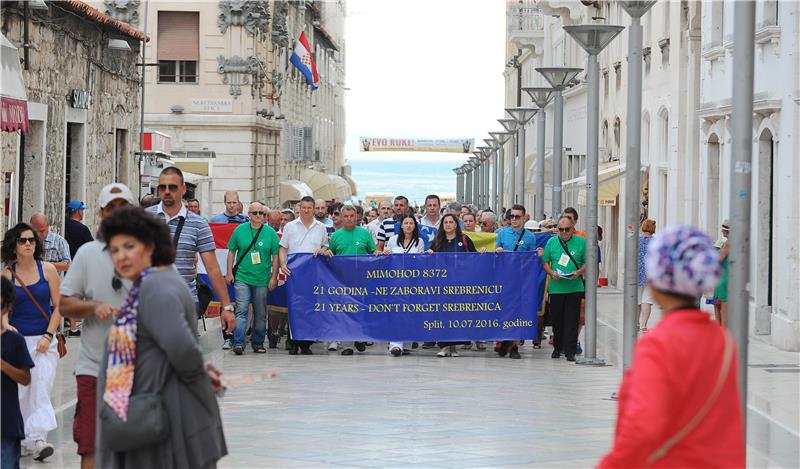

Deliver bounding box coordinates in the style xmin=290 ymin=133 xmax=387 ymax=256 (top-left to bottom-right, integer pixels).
xmin=95 ymin=207 xmax=227 ymax=468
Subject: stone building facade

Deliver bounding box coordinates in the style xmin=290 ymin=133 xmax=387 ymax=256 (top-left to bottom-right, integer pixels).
xmin=94 ymin=0 xmax=349 ymax=215
xmin=1 ymin=0 xmax=144 ymax=235
xmin=503 ymin=0 xmax=798 ymax=351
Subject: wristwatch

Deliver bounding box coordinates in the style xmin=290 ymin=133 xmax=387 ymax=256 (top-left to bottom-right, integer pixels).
xmin=222 ymin=304 xmax=235 ymax=312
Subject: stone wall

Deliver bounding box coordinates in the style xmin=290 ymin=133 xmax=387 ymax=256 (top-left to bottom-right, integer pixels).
xmin=0 ymin=4 xmax=141 ymax=235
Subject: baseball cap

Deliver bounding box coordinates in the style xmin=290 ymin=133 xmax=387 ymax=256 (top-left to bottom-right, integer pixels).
xmin=66 ymin=200 xmax=87 ymax=212
xmin=524 ymin=220 xmax=541 ymax=231
xmin=99 ymin=183 xmax=136 ymax=208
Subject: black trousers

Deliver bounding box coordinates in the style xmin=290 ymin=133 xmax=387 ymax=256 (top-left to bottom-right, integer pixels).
xmin=550 ymin=292 xmax=583 ymax=355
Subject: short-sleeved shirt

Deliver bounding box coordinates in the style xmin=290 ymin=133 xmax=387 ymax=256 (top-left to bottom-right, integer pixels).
xmin=376 ymin=217 xmax=398 ymax=243
xmin=329 ymin=226 xmax=376 ymax=255
xmin=366 ymin=218 xmax=383 ymax=243
xmin=280 ymin=218 xmax=329 ymax=254
xmin=146 ymin=204 xmax=215 ymax=300
xmin=60 ymin=240 xmax=131 ymax=377
xmin=64 ymin=218 xmax=93 ymax=259
xmin=386 ymin=234 xmax=425 ymax=254
xmin=1 ymin=329 xmax=35 ymax=439
xmin=495 ymin=226 xmax=537 ymax=252
xmin=43 ymin=231 xmax=71 ymax=265
xmin=227 ymin=223 xmax=280 ymax=287
xmin=209 ymin=212 xmax=248 ymax=224
xmin=543 ymin=234 xmax=586 ymax=294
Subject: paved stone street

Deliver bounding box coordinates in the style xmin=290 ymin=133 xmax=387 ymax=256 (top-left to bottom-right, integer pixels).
xmin=31 ymin=289 xmax=799 ymax=468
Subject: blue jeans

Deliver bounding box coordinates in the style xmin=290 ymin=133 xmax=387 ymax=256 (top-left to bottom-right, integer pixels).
xmin=1 ymin=437 xmax=20 ymax=469
xmin=233 ymin=280 xmax=268 ymax=349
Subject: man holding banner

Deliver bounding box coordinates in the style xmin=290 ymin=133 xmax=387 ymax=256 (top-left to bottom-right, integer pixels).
xmin=279 ymin=196 xmax=330 ymax=355
xmin=376 ymin=196 xmax=410 ymax=252
xmin=325 ymin=205 xmax=378 ymax=355
xmin=225 ymin=202 xmax=280 ymax=355
xmin=494 ymin=204 xmax=538 ymax=359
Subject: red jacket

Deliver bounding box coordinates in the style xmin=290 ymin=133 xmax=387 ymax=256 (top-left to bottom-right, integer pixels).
xmin=598 ymin=310 xmax=745 ymax=468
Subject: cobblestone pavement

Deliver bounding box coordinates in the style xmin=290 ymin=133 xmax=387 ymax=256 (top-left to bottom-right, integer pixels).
xmin=28 ymin=289 xmax=799 ymax=468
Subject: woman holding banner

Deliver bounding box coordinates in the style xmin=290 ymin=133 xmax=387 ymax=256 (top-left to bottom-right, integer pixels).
xmin=383 ymin=214 xmax=424 ymax=357
xmin=427 ymin=214 xmax=476 ymax=358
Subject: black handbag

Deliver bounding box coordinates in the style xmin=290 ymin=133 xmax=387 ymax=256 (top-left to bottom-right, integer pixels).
xmin=99 ymin=391 xmax=169 ymax=452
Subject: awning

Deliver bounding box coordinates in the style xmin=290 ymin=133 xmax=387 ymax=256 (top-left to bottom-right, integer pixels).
xmin=174 ymin=161 xmax=210 ymax=176
xmin=301 ymin=169 xmax=352 ymax=201
xmin=573 ymin=162 xmax=626 ymax=206
xmin=1 ymin=33 xmax=28 ymax=134
xmin=343 ymin=174 xmax=358 ymax=196
xmin=280 ymin=180 xmax=314 ymax=203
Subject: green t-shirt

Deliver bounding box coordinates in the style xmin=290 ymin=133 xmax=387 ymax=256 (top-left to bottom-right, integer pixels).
xmin=227 ymin=223 xmax=280 ymax=286
xmin=329 ymin=226 xmax=376 ymax=256
xmin=543 ymin=234 xmax=586 ymax=294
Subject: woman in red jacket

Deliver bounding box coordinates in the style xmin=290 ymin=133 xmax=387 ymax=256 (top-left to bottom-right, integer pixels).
xmin=598 ymin=225 xmax=744 ymax=468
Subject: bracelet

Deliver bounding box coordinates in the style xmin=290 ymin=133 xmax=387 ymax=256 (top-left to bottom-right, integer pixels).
xmin=43 ymin=331 xmax=53 ymax=338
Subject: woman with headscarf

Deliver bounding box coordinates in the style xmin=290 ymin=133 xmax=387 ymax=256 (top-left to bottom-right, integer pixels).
xmin=598 ymin=225 xmax=744 ymax=468
xmin=95 ymin=207 xmax=227 ymax=468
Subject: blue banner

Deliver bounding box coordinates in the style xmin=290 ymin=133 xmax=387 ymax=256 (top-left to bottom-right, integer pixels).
xmin=286 ymin=252 xmax=545 ymax=341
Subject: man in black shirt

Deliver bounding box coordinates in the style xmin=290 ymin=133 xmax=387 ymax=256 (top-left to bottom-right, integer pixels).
xmin=64 ymin=200 xmax=93 ymax=259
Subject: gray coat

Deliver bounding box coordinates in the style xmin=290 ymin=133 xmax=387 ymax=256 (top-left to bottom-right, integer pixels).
xmin=96 ymin=268 xmax=227 ymax=468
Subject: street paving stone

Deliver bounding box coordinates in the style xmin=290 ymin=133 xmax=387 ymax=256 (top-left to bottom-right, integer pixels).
xmin=28 ymin=288 xmax=799 ymax=468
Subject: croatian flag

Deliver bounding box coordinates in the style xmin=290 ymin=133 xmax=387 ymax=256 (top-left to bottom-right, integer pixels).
xmin=290 ymin=31 xmax=319 ymax=90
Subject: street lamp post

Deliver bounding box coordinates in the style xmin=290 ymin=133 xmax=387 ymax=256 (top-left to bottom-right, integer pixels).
xmin=464 ymin=164 xmax=474 ymax=205
xmin=506 ymin=108 xmax=538 ymax=207
xmin=484 ymin=139 xmax=500 ymax=211
xmin=472 ymin=152 xmax=484 ymax=207
xmin=523 ymin=87 xmax=555 ymax=220
xmin=537 ymin=67 xmax=583 ymax=218
xmin=490 ymin=131 xmax=513 ymax=214
xmin=499 ymin=118 xmax=520 ymax=207
xmin=453 ymin=167 xmax=464 ymax=203
xmin=619 ymin=1 xmax=657 ymax=370
xmin=564 ymin=23 xmax=625 ymax=366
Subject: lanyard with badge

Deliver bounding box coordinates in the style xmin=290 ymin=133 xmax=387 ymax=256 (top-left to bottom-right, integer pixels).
xmin=232 ymin=225 xmax=263 ymax=277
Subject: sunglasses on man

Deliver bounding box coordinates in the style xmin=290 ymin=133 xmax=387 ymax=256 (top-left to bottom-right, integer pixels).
xmin=508 ymin=214 xmax=523 ymax=220
xmin=250 ymin=211 xmax=266 ymax=216
xmin=557 ymin=227 xmax=572 ymax=232
xmin=157 ymin=184 xmax=180 ymax=193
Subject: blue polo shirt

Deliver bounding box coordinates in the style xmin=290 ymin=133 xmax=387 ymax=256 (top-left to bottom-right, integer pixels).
xmin=495 ymin=226 xmax=537 ymax=252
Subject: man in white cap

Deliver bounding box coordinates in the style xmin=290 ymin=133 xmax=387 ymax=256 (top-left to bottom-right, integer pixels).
xmin=59 ymin=183 xmax=136 ymax=469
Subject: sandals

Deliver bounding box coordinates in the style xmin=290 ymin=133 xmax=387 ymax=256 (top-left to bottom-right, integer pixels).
xmin=253 ymin=346 xmax=267 ymax=353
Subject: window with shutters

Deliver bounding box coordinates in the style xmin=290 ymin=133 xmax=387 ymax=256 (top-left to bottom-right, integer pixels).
xmin=157 ymin=11 xmax=199 ymax=83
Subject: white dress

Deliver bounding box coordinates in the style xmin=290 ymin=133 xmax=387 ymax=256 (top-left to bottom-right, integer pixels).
xmin=385 ymin=235 xmax=424 ymax=352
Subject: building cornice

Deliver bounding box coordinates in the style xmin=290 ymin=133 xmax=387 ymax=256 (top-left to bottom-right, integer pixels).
xmin=697 ymin=98 xmax=782 ymax=120
xmin=145 ymin=113 xmax=284 ymax=131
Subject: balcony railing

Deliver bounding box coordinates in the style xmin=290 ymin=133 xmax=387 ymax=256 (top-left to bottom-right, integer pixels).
xmin=508 ymin=2 xmax=545 ymax=50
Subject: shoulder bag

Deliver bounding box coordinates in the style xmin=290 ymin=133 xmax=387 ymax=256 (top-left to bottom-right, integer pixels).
xmin=99 ymin=379 xmax=170 ymax=452
xmin=645 ymin=333 xmax=735 ymax=465
xmin=512 ymin=230 xmax=526 ymax=252
xmin=11 ymin=269 xmax=66 ymax=358
xmin=232 ymin=225 xmax=263 ymax=277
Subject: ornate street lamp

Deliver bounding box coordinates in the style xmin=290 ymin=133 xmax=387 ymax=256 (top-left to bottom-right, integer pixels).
xmin=564 ymin=23 xmax=625 ymax=366
xmin=524 ymin=87 xmax=555 ymax=220
xmin=505 ymin=107 xmax=538 ymax=206
xmin=536 ymin=66 xmax=583 ymax=217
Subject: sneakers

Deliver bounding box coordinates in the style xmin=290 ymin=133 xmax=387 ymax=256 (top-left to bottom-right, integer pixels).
xmin=390 ymin=347 xmax=402 ymax=357
xmin=576 ymin=342 xmax=583 ymax=355
xmin=233 ymin=345 xmax=244 ymax=355
xmin=509 ymin=347 xmax=522 ymax=359
xmin=222 ymin=338 xmax=232 ymax=350
xmin=33 ymin=440 xmax=54 ymax=461
xmin=341 ymin=348 xmax=354 ymax=356
xmin=327 ymin=341 xmax=340 ymax=351
xmin=354 ymin=342 xmax=366 ymax=352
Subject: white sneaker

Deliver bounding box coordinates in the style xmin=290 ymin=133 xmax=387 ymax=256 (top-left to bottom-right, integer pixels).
xmin=222 ymin=338 xmax=232 ymax=350
xmin=327 ymin=341 xmax=339 ymax=351
xmin=33 ymin=440 xmax=54 ymax=461
xmin=20 ymin=446 xmax=33 ymax=457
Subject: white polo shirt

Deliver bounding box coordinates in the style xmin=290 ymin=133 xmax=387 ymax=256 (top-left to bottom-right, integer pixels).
xmin=279 ymin=218 xmax=329 ymax=254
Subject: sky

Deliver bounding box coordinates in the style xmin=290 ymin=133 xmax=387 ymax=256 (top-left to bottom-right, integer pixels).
xmin=344 ymin=0 xmax=507 ymax=163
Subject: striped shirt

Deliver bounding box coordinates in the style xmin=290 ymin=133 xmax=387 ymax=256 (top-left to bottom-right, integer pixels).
xmin=146 ymin=204 xmax=215 ymax=301
xmin=43 ymin=231 xmax=71 ymax=265
xmin=376 ymin=217 xmax=398 ymax=243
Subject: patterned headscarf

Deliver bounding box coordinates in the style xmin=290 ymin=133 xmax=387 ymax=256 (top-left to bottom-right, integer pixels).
xmin=103 ymin=268 xmax=153 ymax=421
xmin=645 ymin=225 xmax=721 ymax=297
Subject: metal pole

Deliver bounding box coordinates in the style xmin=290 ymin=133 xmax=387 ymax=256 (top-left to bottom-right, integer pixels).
xmin=484 ymin=158 xmax=491 ymax=209
xmin=473 ymin=166 xmax=480 ymax=208
xmin=535 ymin=111 xmax=547 ymax=220
xmin=139 ymin=0 xmax=150 ymax=198
xmin=465 ymin=170 xmax=473 ymax=205
xmin=728 ymin=0 xmax=755 ymax=428
xmin=552 ymin=91 xmax=564 ymax=217
xmin=456 ymin=172 xmax=464 ymax=203
xmin=581 ymin=52 xmax=602 ymax=364
xmin=510 ymin=133 xmax=517 ymax=206
xmin=622 ymin=15 xmax=644 ymax=370
xmin=498 ymin=146 xmax=505 ymax=214
xmin=517 ymin=124 xmax=526 ymax=207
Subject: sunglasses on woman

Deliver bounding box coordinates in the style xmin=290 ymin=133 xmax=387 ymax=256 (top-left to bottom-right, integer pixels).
xmin=16 ymin=236 xmax=36 ymax=245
